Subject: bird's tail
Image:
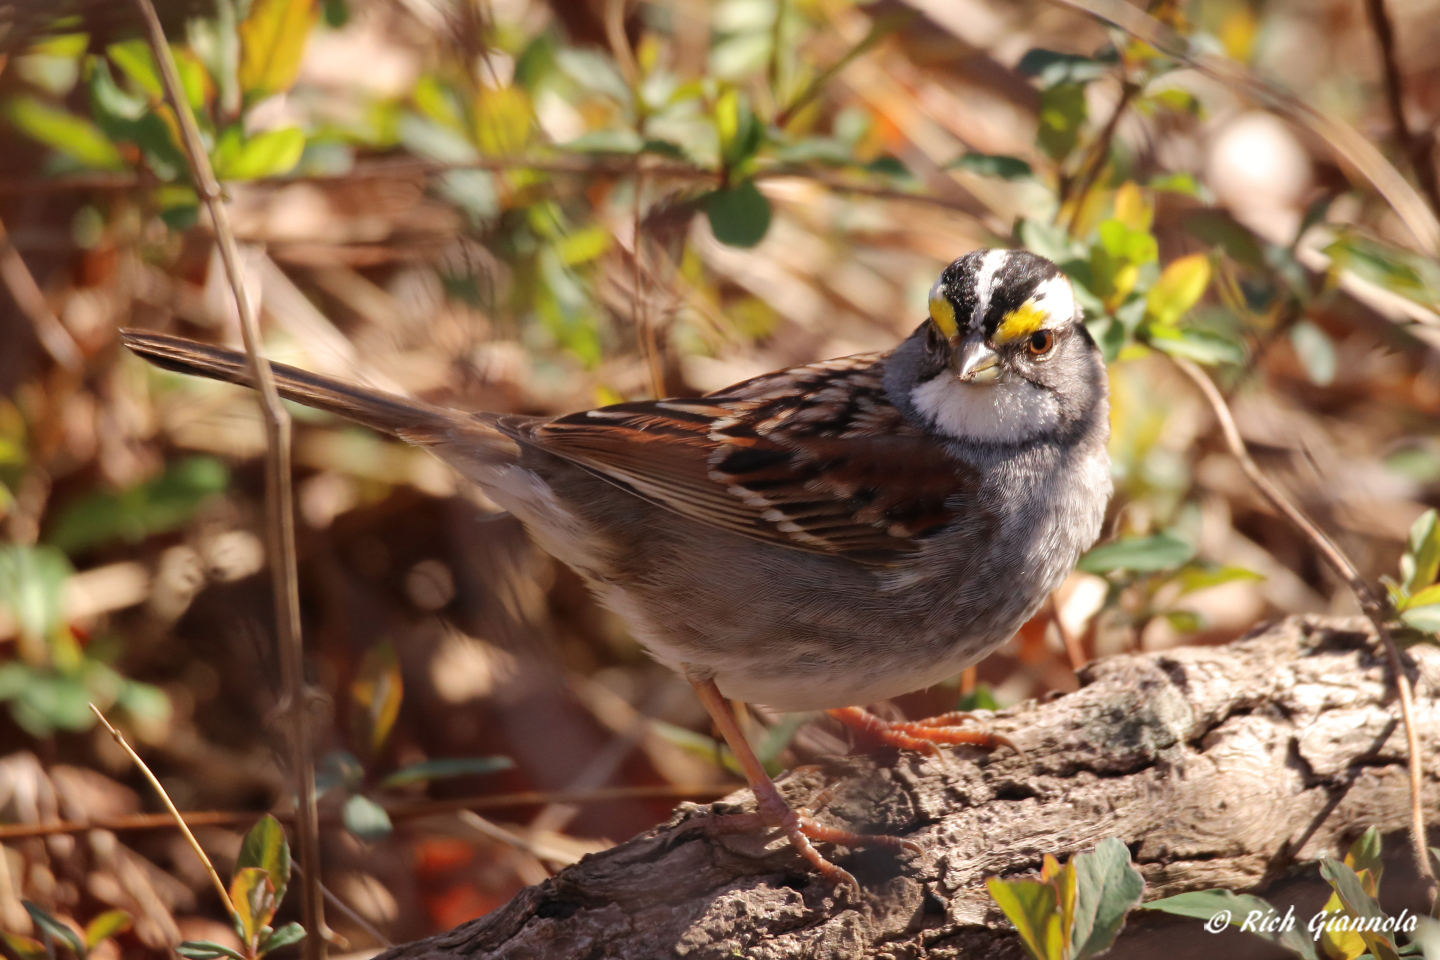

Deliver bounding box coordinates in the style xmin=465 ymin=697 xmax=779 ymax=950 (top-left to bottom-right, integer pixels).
xmin=121 ymin=330 xmax=516 ymax=458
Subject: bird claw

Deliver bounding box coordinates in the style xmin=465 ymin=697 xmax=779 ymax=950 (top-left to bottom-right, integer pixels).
xmin=827 ymin=706 xmax=1024 ymax=759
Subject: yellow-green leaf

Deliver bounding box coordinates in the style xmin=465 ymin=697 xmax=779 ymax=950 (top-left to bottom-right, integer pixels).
xmin=353 ymin=642 xmax=403 ymax=755
xmin=988 ymin=877 xmax=1066 ymax=960
xmin=1113 ymin=182 xmax=1152 ymax=232
xmin=238 ymin=0 xmax=318 ymax=103
xmin=6 ymin=97 xmax=125 ymax=170
xmin=229 ymin=866 xmax=276 ymax=949
xmin=237 ymin=814 xmax=291 ymax=907
xmin=473 ymin=85 xmax=532 ymax=156
xmin=85 ymin=909 xmax=132 ymax=949
xmin=107 ymin=40 xmax=162 ymax=98
xmin=211 ymin=126 xmax=305 ymax=180
xmin=1146 ymin=253 xmax=1211 ymax=326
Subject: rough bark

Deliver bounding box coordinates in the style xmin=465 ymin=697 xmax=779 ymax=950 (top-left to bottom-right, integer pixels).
xmin=376 ymin=616 xmax=1440 ymax=959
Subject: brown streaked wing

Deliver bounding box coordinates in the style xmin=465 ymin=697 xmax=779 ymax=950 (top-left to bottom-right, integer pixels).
xmin=515 ymin=355 xmax=974 ymax=562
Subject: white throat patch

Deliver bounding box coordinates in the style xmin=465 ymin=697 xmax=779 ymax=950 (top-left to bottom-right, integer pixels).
xmin=909 ymin=376 xmax=1060 ymax=444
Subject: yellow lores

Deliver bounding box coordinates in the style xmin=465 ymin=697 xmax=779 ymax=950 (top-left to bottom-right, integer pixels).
xmin=993 ymin=300 xmax=1048 ymax=344
xmin=928 ymin=294 xmax=958 ymax=338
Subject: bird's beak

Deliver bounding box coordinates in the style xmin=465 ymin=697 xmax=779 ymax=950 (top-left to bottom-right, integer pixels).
xmin=951 ymin=334 xmax=1000 ymax=382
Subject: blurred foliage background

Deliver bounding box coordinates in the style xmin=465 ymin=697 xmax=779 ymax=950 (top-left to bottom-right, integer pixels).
xmin=1 ymin=0 xmax=1439 ymax=953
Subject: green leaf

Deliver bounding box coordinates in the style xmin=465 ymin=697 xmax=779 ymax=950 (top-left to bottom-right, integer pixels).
xmin=1070 ymin=838 xmax=1145 ymax=959
xmin=956 ymin=682 xmax=1000 ymax=712
xmin=238 ymin=0 xmax=318 ymax=103
xmin=561 ymin=129 xmax=644 ymax=154
xmin=706 ymin=180 xmax=772 ymax=247
xmin=1142 ymin=889 xmax=1320 ymax=960
xmin=24 ymin=902 xmax=86 ymax=958
xmin=1098 ymin=219 xmax=1158 ymax=267
xmin=237 ymin=815 xmax=291 ymax=907
xmin=1145 ymin=254 xmax=1211 ymax=326
xmin=1325 ymin=232 xmax=1440 ymax=309
xmin=988 ymin=877 xmax=1065 ymax=960
xmin=176 ymin=941 xmax=247 ymax=960
xmin=1037 ymin=83 xmax=1087 ymax=161
xmin=229 ymin=867 xmax=277 ymax=949
xmin=1018 ymin=49 xmax=1111 ymax=87
xmin=1320 ymin=860 xmax=1401 ymax=960
xmin=47 ymin=456 xmax=230 ymax=555
xmin=211 ymin=126 xmax=305 ymax=180
xmin=106 ymin=40 xmax=162 ymax=98
xmin=1401 ymin=510 xmax=1440 ymax=595
xmin=342 ymin=794 xmax=393 ymax=841
xmin=259 ymin=922 xmax=305 ymax=954
xmin=1289 ymin=321 xmax=1336 ymax=386
xmin=380 ymin=756 xmax=514 ymax=788
xmin=1 ymin=932 xmax=50 ymax=960
xmin=1078 ymin=533 xmax=1195 ymax=574
xmin=950 ymin=152 xmax=1034 ymax=181
xmin=1345 ymin=827 xmax=1383 ymax=879
xmin=1183 ymin=210 xmax=1266 ymax=270
xmin=1146 ymin=326 xmax=1246 ymax=366
xmin=5 ymin=97 xmax=124 ymax=170
xmin=0 ymin=545 xmax=74 ymax=643
xmin=1400 ymin=605 xmax=1440 ymax=633
xmin=83 ymin=910 xmax=131 ymax=950
xmin=1176 ymin=565 xmax=1264 ymax=595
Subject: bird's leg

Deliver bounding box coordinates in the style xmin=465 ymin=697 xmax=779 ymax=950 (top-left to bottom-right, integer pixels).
xmin=687 ymin=673 xmax=920 ymax=889
xmin=826 ymin=706 xmax=1021 ymax=757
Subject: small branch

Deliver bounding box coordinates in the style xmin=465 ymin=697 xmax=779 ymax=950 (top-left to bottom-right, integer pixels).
xmin=0 ymin=784 xmax=730 ymax=841
xmin=126 ymin=1 xmax=327 ymax=955
xmin=89 ymin=705 xmax=238 ymax=924
xmin=630 ymin=173 xmax=665 ymax=398
xmin=0 ymin=213 xmax=83 ymax=373
xmin=1361 ymin=0 xmax=1440 ymax=216
xmin=1062 ymin=80 xmax=1139 ymax=235
xmin=1172 ymin=355 xmax=1435 ymax=905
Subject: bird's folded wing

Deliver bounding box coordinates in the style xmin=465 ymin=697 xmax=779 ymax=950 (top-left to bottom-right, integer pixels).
xmin=516 ymin=355 xmax=973 ymax=563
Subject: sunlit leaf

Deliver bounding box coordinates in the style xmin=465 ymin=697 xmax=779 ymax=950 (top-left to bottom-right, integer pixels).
xmin=353 ymin=642 xmax=403 ymax=755
xmin=1078 ymin=532 xmax=1195 ymax=573
xmin=1177 ymin=565 xmax=1263 ymax=594
xmin=237 ymin=815 xmax=291 ymax=907
xmin=988 ymin=877 xmax=1064 ymax=960
xmin=342 ymin=793 xmax=393 ymax=841
xmin=211 ymin=126 xmax=305 ymax=180
xmin=1325 ymin=231 xmax=1440 ymax=309
xmin=1146 ymin=326 xmax=1245 ymax=366
xmin=473 ymin=85 xmax=532 ymax=156
xmin=1400 ymin=510 xmax=1440 ymax=595
xmin=238 ymin=0 xmax=318 ymax=103
xmin=106 ymin=40 xmax=162 ymax=98
xmin=84 ymin=910 xmax=131 ymax=950
xmin=1319 ymin=860 xmax=1401 ymax=960
xmin=6 ymin=97 xmax=125 ymax=170
xmin=1145 ymin=253 xmax=1211 ymax=326
xmin=1 ymin=932 xmax=49 ymax=960
xmin=379 ymin=756 xmax=514 ymax=788
xmin=706 ymin=180 xmax=771 ymax=247
xmin=1400 ymin=605 xmax=1440 ymax=633
xmin=0 ymin=545 xmax=73 ymax=644
xmin=229 ymin=867 xmax=277 ymax=948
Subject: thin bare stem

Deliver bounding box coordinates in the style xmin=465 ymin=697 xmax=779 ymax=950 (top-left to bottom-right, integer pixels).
xmin=1361 ymin=0 xmax=1440 ymax=216
xmin=89 ymin=705 xmax=238 ymax=923
xmin=1062 ymin=81 xmax=1139 ymax=235
xmin=1172 ymin=356 xmax=1435 ymax=903
xmin=631 ymin=174 xmax=665 ymax=398
xmin=125 ymin=1 xmax=327 ymax=954
xmin=0 ymin=784 xmax=730 ymax=841
xmin=0 ymin=214 xmax=82 ymax=373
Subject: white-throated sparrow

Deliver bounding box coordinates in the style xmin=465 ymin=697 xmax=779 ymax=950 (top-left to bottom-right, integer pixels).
xmin=124 ymin=248 xmax=1111 ymax=887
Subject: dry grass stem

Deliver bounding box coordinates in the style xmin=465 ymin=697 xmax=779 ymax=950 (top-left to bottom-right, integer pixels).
xmin=1361 ymin=0 xmax=1440 ymax=215
xmin=0 ymin=213 xmax=83 ymax=372
xmin=126 ymin=0 xmax=327 ymax=953
xmin=88 ymin=704 xmax=238 ymax=924
xmin=1173 ymin=355 xmax=1436 ymax=904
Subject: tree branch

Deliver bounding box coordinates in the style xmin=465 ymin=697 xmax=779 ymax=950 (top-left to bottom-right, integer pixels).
xmin=370 ymin=616 xmax=1440 ymax=959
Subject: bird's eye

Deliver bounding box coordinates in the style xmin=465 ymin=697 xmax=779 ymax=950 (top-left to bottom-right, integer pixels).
xmin=1028 ymin=330 xmax=1054 ymax=356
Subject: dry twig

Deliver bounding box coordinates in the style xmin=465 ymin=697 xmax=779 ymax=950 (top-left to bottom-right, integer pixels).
xmin=88 ymin=704 xmax=239 ymax=925
xmin=0 ymin=213 xmax=82 ymax=372
xmin=1172 ymin=355 xmax=1436 ymax=905
xmin=1361 ymin=0 xmax=1440 ymax=216
xmin=126 ymin=0 xmax=327 ymax=954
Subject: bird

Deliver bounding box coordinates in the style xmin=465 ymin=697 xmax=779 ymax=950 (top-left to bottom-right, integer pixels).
xmin=123 ymin=247 xmax=1111 ymax=888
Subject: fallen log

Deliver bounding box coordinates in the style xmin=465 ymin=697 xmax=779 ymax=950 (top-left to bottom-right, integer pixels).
xmin=376 ymin=616 xmax=1440 ymax=959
